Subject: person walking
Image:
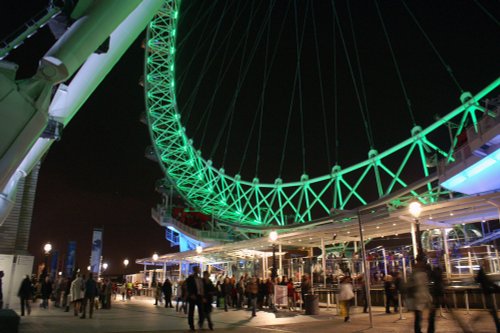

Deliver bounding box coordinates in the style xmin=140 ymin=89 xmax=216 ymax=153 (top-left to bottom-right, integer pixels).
xmin=246 ymin=277 xmax=258 ymax=317
xmin=428 ymin=266 xmax=445 ymax=333
xmin=200 ymin=271 xmax=215 ymax=330
xmin=406 ymin=260 xmax=432 ymax=333
xmin=40 ymin=276 xmax=52 ymax=309
xmin=186 ymin=266 xmax=204 ymax=331
xmin=81 ymin=274 xmax=98 ymax=319
xmin=339 ymin=275 xmax=355 ymax=322
xmin=384 ymin=274 xmax=395 ymax=314
xmin=70 ymin=274 xmax=85 ymax=316
xmin=18 ymin=275 xmax=33 ymax=316
xmin=476 ymin=265 xmax=500 ymax=332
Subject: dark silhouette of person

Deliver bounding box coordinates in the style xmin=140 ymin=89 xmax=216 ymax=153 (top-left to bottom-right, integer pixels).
xmin=186 ymin=266 xmax=204 ymax=331
xmin=18 ymin=275 xmax=33 ymax=316
xmin=476 ymin=266 xmax=500 ymax=332
xmin=0 ymin=270 xmax=4 ymax=309
xmin=428 ymin=265 xmax=445 ymax=333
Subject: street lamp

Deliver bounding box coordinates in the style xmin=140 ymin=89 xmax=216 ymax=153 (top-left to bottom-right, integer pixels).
xmin=409 ymin=201 xmax=425 ymax=261
xmin=195 ymin=246 xmax=203 ymax=270
xmin=123 ymin=259 xmax=129 ymax=283
xmin=42 ymin=242 xmax=52 ymax=280
xmin=102 ymin=262 xmax=108 ymax=271
xmin=152 ymin=253 xmax=159 ymax=285
xmin=269 ymin=231 xmax=278 ymax=279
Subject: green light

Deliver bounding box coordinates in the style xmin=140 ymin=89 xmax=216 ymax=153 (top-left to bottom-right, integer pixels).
xmin=144 ymin=1 xmax=500 ymax=228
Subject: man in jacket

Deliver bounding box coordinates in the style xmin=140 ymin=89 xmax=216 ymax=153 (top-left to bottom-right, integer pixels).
xmin=81 ymin=274 xmax=98 ymax=319
xmin=186 ymin=266 xmax=204 ymax=331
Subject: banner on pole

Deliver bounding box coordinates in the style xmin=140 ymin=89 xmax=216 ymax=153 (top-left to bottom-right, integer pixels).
xmin=90 ymin=228 xmax=103 ymax=275
xmin=66 ymin=241 xmax=77 ymax=277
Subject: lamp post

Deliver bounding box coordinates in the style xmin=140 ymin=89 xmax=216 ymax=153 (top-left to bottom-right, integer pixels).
xmin=409 ymin=201 xmax=425 ymax=261
xmin=196 ymin=246 xmax=203 ymax=270
xmin=123 ymin=259 xmax=129 ymax=283
xmin=42 ymin=242 xmax=52 ymax=280
xmin=269 ymin=231 xmax=278 ymax=279
xmin=152 ymin=253 xmax=159 ymax=286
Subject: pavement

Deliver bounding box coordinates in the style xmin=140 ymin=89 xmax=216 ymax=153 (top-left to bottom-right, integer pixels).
xmin=12 ymin=296 xmax=498 ymax=333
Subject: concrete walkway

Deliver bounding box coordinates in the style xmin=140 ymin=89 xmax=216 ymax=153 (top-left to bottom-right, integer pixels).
xmin=14 ymin=297 xmax=498 ymax=333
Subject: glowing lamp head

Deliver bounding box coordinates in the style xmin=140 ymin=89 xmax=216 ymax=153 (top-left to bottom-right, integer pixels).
xmin=152 ymin=253 xmax=159 ymax=261
xmin=269 ymin=230 xmax=278 ymax=242
xmin=123 ymin=259 xmax=129 ymax=267
xmin=102 ymin=263 xmax=108 ymax=270
xmin=43 ymin=243 xmax=52 ymax=254
xmin=409 ymin=201 xmax=422 ymax=218
xmin=196 ymin=245 xmax=203 ymax=254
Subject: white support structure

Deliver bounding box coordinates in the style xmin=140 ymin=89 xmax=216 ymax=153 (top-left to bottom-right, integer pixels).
xmin=0 ymin=0 xmax=163 ymax=224
xmin=279 ymin=243 xmax=283 ymax=276
xmin=411 ymin=223 xmax=418 ymax=260
xmin=321 ymin=238 xmax=326 ymax=287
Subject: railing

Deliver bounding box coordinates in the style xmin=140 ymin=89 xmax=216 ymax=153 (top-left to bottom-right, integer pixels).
xmin=152 ymin=205 xmax=232 ymax=242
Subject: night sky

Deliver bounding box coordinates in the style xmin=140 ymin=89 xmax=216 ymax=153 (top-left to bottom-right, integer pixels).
xmin=2 ymin=1 xmax=499 ymax=276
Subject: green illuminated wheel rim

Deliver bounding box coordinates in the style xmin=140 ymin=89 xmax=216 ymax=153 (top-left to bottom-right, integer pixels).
xmin=145 ymin=1 xmax=500 ymax=228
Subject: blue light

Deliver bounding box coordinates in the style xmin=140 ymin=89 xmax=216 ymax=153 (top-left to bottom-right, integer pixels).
xmin=444 ymin=174 xmax=467 ymax=188
xmin=466 ymin=157 xmax=495 ymax=177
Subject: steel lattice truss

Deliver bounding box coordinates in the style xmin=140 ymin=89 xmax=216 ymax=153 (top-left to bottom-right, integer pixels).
xmin=145 ymin=0 xmax=500 ymax=229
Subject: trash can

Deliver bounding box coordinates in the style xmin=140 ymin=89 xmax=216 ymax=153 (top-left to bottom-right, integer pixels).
xmin=304 ymin=294 xmax=319 ymax=315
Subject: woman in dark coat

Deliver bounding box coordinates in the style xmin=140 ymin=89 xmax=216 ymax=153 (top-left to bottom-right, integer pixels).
xmin=40 ymin=276 xmax=52 ymax=309
xmin=18 ymin=275 xmax=33 ymax=316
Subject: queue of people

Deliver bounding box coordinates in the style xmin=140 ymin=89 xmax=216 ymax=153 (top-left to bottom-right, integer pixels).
xmin=13 ymin=273 xmax=120 ymax=318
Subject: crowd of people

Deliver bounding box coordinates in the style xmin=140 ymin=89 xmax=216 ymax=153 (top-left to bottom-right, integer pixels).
xmin=5 ymin=258 xmax=500 ymax=333
xmin=150 ymin=267 xmax=314 ymax=331
xmin=13 ymin=273 xmax=120 ymax=318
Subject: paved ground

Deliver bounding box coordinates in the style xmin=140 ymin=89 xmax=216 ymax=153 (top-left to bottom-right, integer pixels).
xmin=12 ymin=297 xmax=498 ymax=333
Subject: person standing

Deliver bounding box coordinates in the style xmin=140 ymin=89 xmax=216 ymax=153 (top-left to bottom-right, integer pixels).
xmin=154 ymin=281 xmax=162 ymax=306
xmin=0 ymin=270 xmax=4 ymax=309
xmin=162 ymin=278 xmax=173 ymax=308
xmin=383 ymin=274 xmax=395 ymax=314
xmin=81 ymin=274 xmax=98 ymax=319
xmin=201 ymin=271 xmax=215 ymax=330
xmin=222 ymin=277 xmax=232 ymax=311
xmin=18 ymin=275 xmax=33 ymax=316
xmin=300 ymin=274 xmax=311 ymax=310
xmin=286 ymin=277 xmax=296 ymax=311
xmin=70 ymin=274 xmax=85 ymax=316
xmin=339 ymin=275 xmax=355 ymax=322
xmin=186 ymin=266 xmax=204 ymax=331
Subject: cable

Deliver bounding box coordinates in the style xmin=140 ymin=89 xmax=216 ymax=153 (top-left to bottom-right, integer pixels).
xmin=374 ymin=0 xmax=416 ymax=126
xmin=311 ymin=1 xmax=332 ymax=169
xmin=472 ymin=0 xmax=500 ymax=27
xmin=346 ymin=1 xmax=374 ymax=148
xmin=401 ymin=0 xmax=464 ymax=93
xmin=331 ymin=0 xmax=374 ymax=149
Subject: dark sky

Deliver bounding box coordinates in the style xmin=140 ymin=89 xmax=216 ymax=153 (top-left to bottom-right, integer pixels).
xmin=2 ymin=1 xmax=499 ymax=275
